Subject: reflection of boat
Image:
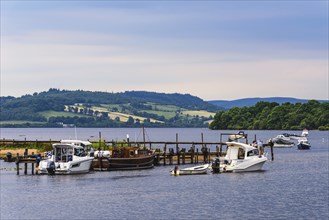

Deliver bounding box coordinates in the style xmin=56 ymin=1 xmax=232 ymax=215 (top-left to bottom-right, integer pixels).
xmin=38 ymin=143 xmax=94 ymax=175
xmin=297 ymin=139 xmax=311 ymax=150
xmin=213 ymin=142 xmax=267 ymax=172
xmin=270 ymin=135 xmax=295 ymax=148
xmin=91 ymin=147 xmax=155 ymax=171
xmin=170 ymin=164 xmax=209 ymax=175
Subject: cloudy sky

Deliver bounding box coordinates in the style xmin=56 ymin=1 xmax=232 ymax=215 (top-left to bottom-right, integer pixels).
xmin=1 ymin=1 xmax=328 ymax=100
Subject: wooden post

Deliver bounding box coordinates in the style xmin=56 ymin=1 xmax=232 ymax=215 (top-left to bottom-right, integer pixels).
xmin=99 ymin=132 xmax=102 ymax=150
xmin=16 ymin=153 xmax=19 ymax=175
xmin=156 ymin=153 xmax=160 ymax=166
xmin=31 ymin=152 xmax=35 ymax=175
xmin=176 ymin=133 xmax=179 ymax=165
xmin=216 ymin=145 xmax=219 ymax=157
xmin=182 ymin=148 xmax=185 ymax=164
xmin=24 ymin=149 xmax=28 ymax=175
xmin=191 ymin=145 xmax=194 ymax=164
xmin=196 ymin=148 xmax=199 ymax=164
xmin=208 ymin=148 xmax=211 ymax=163
xmin=169 ymin=148 xmax=173 ymax=165
xmin=163 ymin=144 xmax=167 ymax=166
xmin=271 ymin=145 xmax=274 ymax=161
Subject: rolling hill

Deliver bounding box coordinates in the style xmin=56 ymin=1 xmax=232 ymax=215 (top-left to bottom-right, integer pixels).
xmin=0 ymin=89 xmax=219 ymax=127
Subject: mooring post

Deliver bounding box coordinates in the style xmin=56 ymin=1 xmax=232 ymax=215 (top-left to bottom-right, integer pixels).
xmin=31 ymin=152 xmax=35 ymax=175
xmin=216 ymin=145 xmax=219 ymax=157
xmin=24 ymin=149 xmax=28 ymax=175
xmin=163 ymin=145 xmax=167 ymax=166
xmin=182 ymin=148 xmax=185 ymax=164
xmin=196 ymin=148 xmax=199 ymax=164
xmin=190 ymin=145 xmax=194 ymax=164
xmin=176 ymin=134 xmax=179 ymax=165
xmin=169 ymin=148 xmax=173 ymax=165
xmin=16 ymin=153 xmax=19 ymax=175
xmin=271 ymin=145 xmax=274 ymax=161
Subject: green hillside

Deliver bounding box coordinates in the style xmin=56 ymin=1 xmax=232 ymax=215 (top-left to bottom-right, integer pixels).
xmin=0 ymin=89 xmax=218 ymax=128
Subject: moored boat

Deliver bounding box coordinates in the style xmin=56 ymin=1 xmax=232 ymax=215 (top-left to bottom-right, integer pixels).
xmin=170 ymin=164 xmax=209 ymax=175
xmin=270 ymin=135 xmax=295 ymax=148
xmin=91 ymin=147 xmax=155 ymax=171
xmin=38 ymin=143 xmax=94 ymax=175
xmin=212 ymin=141 xmax=267 ymax=172
xmin=297 ymin=139 xmax=311 ymax=150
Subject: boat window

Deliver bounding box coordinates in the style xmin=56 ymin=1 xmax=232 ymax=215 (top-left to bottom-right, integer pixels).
xmin=74 ymin=148 xmax=86 ymax=157
xmin=238 ymin=148 xmax=245 ymax=159
xmin=129 ymin=151 xmax=134 ymax=157
xmin=247 ymin=149 xmax=259 ymax=157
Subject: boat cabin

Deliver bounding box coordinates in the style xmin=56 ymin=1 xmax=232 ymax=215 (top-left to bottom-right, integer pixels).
xmin=112 ymin=147 xmax=153 ymax=158
xmin=53 ymin=144 xmax=86 ymax=162
xmin=225 ymin=142 xmax=260 ymax=161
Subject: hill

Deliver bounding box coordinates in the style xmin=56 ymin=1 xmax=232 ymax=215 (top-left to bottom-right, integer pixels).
xmin=208 ymin=97 xmax=328 ymax=109
xmin=0 ymin=89 xmax=219 ymax=128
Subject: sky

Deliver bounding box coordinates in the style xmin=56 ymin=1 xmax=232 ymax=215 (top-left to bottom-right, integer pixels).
xmin=1 ymin=1 xmax=328 ymax=101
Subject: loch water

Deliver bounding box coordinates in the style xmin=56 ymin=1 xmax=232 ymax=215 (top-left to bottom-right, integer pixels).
xmin=0 ymin=128 xmax=328 ymax=220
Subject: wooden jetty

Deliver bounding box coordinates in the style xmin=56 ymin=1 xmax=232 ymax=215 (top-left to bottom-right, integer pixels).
xmin=14 ymin=149 xmax=40 ymax=175
xmin=1 ymin=131 xmax=275 ymax=175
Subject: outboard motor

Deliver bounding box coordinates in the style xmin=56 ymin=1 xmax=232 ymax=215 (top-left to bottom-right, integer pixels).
xmin=46 ymin=161 xmax=56 ymax=175
xmin=212 ymin=158 xmax=220 ymax=174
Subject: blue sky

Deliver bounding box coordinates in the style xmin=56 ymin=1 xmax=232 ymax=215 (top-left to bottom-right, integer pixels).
xmin=1 ymin=1 xmax=328 ymax=100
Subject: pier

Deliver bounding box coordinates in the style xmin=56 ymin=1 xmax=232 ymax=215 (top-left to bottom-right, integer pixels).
xmin=1 ymin=132 xmax=275 ymax=175
xmin=14 ymin=149 xmax=39 ymax=175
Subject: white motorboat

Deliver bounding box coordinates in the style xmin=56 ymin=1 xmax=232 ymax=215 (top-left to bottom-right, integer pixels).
xmin=297 ymin=138 xmax=311 ymax=150
xmin=170 ymin=164 xmax=209 ymax=175
xmin=38 ymin=143 xmax=93 ymax=175
xmin=269 ymin=135 xmax=295 ymax=148
xmin=216 ymin=142 xmax=267 ymax=172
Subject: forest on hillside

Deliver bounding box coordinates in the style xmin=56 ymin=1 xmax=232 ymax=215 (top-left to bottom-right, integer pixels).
xmin=209 ymin=100 xmax=329 ymax=130
xmin=0 ymin=89 xmax=217 ymax=127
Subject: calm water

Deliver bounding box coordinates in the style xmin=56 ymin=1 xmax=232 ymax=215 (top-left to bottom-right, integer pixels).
xmin=1 ymin=128 xmax=328 ymax=220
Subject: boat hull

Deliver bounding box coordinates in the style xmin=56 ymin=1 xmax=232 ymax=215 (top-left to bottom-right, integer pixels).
xmin=92 ymin=155 xmax=155 ymax=171
xmin=297 ymin=143 xmax=311 ymax=150
xmin=221 ymin=157 xmax=267 ymax=172
xmin=38 ymin=158 xmax=93 ymax=175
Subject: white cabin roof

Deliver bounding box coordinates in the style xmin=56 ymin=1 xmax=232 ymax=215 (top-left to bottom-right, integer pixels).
xmin=226 ymin=141 xmax=256 ymax=151
xmin=60 ymin=140 xmax=92 ymax=145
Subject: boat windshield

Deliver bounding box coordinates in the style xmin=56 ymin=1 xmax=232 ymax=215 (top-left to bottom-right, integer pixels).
xmin=74 ymin=148 xmax=86 ymax=157
xmin=247 ymin=149 xmax=259 ymax=157
xmin=54 ymin=145 xmax=74 ymax=162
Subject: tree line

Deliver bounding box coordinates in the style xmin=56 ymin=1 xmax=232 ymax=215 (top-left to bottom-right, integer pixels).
xmin=209 ymin=100 xmax=329 ymax=130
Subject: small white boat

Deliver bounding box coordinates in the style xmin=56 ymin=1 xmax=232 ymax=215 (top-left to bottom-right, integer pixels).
xmin=170 ymin=164 xmax=209 ymax=175
xmin=215 ymin=141 xmax=267 ymax=172
xmin=38 ymin=143 xmax=93 ymax=175
xmin=297 ymin=138 xmax=311 ymax=150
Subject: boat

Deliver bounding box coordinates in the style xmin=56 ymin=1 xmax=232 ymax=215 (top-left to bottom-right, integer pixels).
xmin=91 ymin=146 xmax=155 ymax=171
xmin=38 ymin=143 xmax=94 ymax=174
xmin=170 ymin=164 xmax=209 ymax=175
xmin=269 ymin=135 xmax=295 ymax=148
xmin=212 ymin=141 xmax=267 ymax=172
xmin=297 ymin=138 xmax=311 ymax=150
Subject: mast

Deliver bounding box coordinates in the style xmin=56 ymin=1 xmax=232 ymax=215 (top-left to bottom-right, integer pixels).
xmin=143 ymin=125 xmax=146 ymax=147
